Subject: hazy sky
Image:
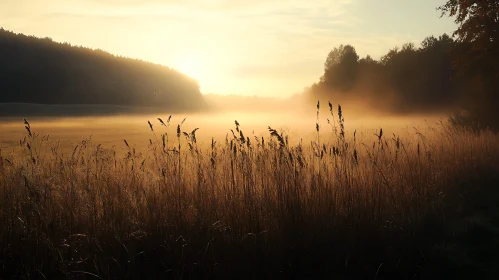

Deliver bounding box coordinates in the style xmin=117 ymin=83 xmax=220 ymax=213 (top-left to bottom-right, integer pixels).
xmin=1 ymin=0 xmax=457 ymax=97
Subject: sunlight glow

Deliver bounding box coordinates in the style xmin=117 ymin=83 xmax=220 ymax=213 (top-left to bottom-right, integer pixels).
xmin=171 ymin=54 xmax=208 ymax=82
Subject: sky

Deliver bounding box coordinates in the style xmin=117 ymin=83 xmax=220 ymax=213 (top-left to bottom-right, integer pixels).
xmin=0 ymin=0 xmax=458 ymax=97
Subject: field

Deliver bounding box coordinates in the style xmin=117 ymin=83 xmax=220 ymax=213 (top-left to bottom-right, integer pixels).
xmin=1 ymin=104 xmax=499 ymax=279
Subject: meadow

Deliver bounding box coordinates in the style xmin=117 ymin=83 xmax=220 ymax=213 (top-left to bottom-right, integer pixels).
xmin=1 ymin=103 xmax=498 ymax=279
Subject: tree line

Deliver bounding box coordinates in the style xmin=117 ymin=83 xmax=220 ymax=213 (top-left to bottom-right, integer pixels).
xmin=308 ymin=0 xmax=499 ymax=131
xmin=0 ymin=28 xmax=207 ymax=112
xmin=308 ymin=34 xmax=463 ymax=113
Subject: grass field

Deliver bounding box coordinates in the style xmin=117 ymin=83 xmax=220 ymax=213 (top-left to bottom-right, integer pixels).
xmin=1 ymin=103 xmax=498 ymax=279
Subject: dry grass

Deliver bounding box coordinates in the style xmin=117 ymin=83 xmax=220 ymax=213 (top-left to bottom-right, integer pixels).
xmin=0 ymin=104 xmax=498 ymax=279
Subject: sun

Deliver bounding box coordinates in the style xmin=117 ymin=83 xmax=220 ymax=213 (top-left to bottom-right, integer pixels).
xmin=172 ymin=55 xmax=206 ymax=82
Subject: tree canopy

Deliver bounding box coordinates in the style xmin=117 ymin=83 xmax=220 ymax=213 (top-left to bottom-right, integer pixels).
xmin=438 ymin=0 xmax=499 ymax=130
xmin=438 ymin=0 xmax=499 ymax=52
xmin=306 ymin=1 xmax=499 ymax=131
xmin=321 ymin=45 xmax=359 ymax=91
xmin=0 ymin=28 xmax=208 ymax=112
xmin=309 ymin=34 xmax=459 ymax=114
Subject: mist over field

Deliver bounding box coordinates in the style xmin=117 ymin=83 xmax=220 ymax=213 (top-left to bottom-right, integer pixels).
xmin=0 ymin=101 xmax=445 ymax=153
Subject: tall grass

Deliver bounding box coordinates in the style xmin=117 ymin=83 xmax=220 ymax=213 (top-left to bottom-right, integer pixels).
xmin=0 ymin=104 xmax=498 ymax=279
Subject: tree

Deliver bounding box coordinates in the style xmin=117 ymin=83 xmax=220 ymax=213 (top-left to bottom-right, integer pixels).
xmin=358 ymin=55 xmax=376 ymax=65
xmin=421 ymin=35 xmax=438 ymax=49
xmin=321 ymin=45 xmax=359 ymax=90
xmin=438 ymin=1 xmax=499 ymax=51
xmin=439 ymin=0 xmax=499 ymax=131
xmin=323 ymin=45 xmax=359 ymax=71
xmin=380 ymin=47 xmax=399 ymax=66
xmin=438 ymin=0 xmax=499 ymax=75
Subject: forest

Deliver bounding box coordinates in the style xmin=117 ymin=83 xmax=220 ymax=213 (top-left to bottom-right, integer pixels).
xmin=307 ymin=1 xmax=498 ymax=131
xmin=0 ymin=28 xmax=207 ymax=112
xmin=307 ymin=34 xmax=498 ymax=131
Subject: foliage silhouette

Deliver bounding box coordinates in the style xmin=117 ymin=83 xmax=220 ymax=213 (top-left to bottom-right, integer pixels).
xmin=439 ymin=0 xmax=499 ymax=131
xmin=0 ymin=28 xmax=207 ymax=112
xmin=309 ymin=34 xmax=458 ymax=114
xmin=309 ymin=31 xmax=499 ymax=131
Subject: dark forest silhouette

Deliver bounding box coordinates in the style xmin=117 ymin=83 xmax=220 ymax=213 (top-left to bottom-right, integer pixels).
xmin=307 ymin=35 xmax=459 ymax=113
xmin=307 ymin=1 xmax=499 ymax=131
xmin=0 ymin=28 xmax=207 ymax=112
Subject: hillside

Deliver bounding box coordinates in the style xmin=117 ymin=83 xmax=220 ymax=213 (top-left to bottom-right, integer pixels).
xmin=0 ymin=28 xmax=208 ymax=112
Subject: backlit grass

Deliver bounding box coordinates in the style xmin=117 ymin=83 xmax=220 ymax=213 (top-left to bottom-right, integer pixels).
xmin=0 ymin=103 xmax=498 ymax=279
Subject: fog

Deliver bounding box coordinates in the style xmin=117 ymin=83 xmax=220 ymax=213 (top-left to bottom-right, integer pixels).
xmin=0 ymin=100 xmax=445 ymax=152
